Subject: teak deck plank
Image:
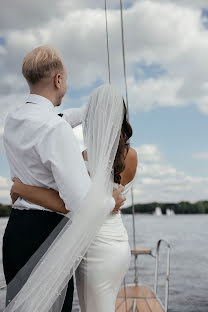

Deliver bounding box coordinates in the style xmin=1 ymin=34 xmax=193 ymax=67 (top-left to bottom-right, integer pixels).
xmin=116 ymin=298 xmax=134 ymax=311
xmin=131 ymin=248 xmax=152 ymax=255
xmin=118 ymin=286 xmax=155 ymax=299
xmin=136 ymin=299 xmax=151 ymax=312
xmin=146 ymin=299 xmax=164 ymax=312
xmin=116 ymin=298 xmax=125 ymax=310
xmin=116 ymin=286 xmax=164 ymax=312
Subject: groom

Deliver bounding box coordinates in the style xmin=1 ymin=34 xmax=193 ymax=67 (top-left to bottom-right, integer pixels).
xmin=2 ymin=45 xmax=125 ymax=311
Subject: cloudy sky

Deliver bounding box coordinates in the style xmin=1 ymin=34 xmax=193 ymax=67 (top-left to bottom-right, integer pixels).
xmin=0 ymin=0 xmax=208 ymax=206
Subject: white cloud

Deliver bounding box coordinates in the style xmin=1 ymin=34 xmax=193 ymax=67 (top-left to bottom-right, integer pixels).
xmin=0 ymin=176 xmax=11 ymax=204
xmin=152 ymin=0 xmax=208 ymax=10
xmin=1 ymin=0 xmax=208 ymax=117
xmin=124 ymin=144 xmax=208 ymax=207
xmin=0 ymin=0 xmax=66 ymax=31
xmin=192 ymin=152 xmax=208 ymax=160
xmin=0 ymin=127 xmax=4 ymax=153
xmin=134 ymin=144 xmax=163 ymax=163
xmin=128 ymin=77 xmax=185 ymax=111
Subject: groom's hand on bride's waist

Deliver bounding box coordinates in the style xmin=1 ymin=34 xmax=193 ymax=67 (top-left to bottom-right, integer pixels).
xmin=111 ymin=185 xmax=126 ymax=214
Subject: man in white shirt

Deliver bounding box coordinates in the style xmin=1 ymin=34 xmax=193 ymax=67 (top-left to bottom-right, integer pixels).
xmin=2 ymin=45 xmax=125 ymax=311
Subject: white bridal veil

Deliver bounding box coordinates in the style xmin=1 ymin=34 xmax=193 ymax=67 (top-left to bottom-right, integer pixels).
xmin=4 ymin=84 xmax=124 ymax=312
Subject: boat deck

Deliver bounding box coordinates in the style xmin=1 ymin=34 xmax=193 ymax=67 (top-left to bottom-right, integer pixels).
xmin=116 ymin=286 xmax=164 ymax=312
xmin=131 ymin=248 xmax=152 ymax=256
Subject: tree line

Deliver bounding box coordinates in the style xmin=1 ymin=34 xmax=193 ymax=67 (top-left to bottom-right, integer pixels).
xmin=0 ymin=200 xmax=208 ymax=217
xmin=122 ymin=200 xmax=208 ymax=214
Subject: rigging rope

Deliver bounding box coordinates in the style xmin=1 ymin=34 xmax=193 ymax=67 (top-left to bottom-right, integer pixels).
xmin=104 ymin=2 xmax=137 ymax=310
xmin=104 ymin=0 xmax=111 ymax=83
xmin=119 ymin=1 xmax=137 ymax=255
xmin=119 ymin=0 xmax=129 ymax=114
xmin=119 ymin=0 xmax=136 ymax=251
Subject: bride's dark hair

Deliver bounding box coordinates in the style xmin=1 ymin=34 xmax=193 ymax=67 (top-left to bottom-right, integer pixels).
xmin=113 ymin=100 xmax=133 ymax=184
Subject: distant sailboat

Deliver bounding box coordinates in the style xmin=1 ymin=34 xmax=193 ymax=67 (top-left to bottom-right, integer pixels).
xmin=154 ymin=206 xmax=162 ymax=216
xmin=166 ymin=208 xmax=175 ymax=216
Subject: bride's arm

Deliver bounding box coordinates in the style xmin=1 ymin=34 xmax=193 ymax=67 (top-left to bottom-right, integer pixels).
xmin=11 ymin=178 xmax=68 ymax=214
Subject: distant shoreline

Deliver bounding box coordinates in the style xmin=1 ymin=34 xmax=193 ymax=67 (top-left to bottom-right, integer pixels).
xmin=122 ymin=200 xmax=208 ymax=214
xmin=0 ymin=200 xmax=208 ymax=217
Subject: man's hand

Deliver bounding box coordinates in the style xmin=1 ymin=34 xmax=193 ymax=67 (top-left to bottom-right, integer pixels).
xmin=111 ymin=185 xmax=126 ymax=214
xmin=10 ymin=177 xmax=22 ymax=204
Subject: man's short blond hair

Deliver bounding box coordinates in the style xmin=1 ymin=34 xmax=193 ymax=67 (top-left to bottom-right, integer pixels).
xmin=22 ymin=45 xmax=64 ymax=85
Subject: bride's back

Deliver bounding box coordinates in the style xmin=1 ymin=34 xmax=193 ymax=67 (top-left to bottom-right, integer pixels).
xmin=120 ymin=147 xmax=137 ymax=188
xmin=83 ymin=146 xmax=137 ymax=190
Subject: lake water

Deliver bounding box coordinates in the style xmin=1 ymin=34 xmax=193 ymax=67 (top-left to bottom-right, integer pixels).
xmin=0 ymin=214 xmax=207 ymax=312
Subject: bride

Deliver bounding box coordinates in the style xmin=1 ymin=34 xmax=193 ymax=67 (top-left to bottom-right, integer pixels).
xmin=8 ymin=84 xmax=137 ymax=311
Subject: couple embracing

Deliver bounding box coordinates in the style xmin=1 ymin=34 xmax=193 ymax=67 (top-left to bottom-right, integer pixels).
xmin=2 ymin=45 xmax=138 ymax=312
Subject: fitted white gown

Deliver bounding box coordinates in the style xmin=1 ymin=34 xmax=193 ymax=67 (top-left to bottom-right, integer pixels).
xmin=76 ymin=163 xmax=135 ymax=312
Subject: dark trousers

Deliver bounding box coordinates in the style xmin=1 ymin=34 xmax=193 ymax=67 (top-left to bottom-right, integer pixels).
xmin=2 ymin=208 xmax=74 ymax=312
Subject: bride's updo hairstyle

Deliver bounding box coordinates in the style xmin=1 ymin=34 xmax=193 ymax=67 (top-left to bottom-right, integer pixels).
xmin=113 ymin=100 xmax=133 ymax=184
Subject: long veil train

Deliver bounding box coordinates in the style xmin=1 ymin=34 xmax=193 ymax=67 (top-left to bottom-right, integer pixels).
xmin=4 ymin=84 xmax=124 ymax=312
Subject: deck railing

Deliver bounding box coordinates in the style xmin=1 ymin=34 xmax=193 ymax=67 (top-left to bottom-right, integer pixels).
xmin=153 ymin=239 xmax=171 ymax=312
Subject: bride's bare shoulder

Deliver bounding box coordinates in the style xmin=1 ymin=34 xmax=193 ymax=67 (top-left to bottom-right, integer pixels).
xmin=125 ymin=147 xmax=138 ymax=174
xmin=121 ymin=147 xmax=138 ymax=186
xmin=126 ymin=147 xmax=137 ymax=162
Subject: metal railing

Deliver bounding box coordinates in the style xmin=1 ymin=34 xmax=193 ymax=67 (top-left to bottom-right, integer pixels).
xmin=130 ymin=239 xmax=171 ymax=312
xmin=153 ymin=239 xmax=171 ymax=312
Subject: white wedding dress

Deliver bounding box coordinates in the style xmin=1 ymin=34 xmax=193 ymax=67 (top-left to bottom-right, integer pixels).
xmin=76 ymin=161 xmax=135 ymax=312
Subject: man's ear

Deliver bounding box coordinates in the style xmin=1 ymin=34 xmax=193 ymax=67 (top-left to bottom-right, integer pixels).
xmin=54 ymin=73 xmax=61 ymax=89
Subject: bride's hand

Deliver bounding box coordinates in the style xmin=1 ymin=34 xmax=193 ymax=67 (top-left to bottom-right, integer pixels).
xmin=10 ymin=177 xmax=23 ymax=204
xmin=111 ymin=185 xmax=126 ymax=214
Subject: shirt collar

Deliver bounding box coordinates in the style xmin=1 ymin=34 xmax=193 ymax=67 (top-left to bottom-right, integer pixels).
xmin=26 ymin=94 xmax=54 ymax=110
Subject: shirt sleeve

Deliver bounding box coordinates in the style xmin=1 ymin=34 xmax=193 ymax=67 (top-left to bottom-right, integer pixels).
xmin=60 ymin=105 xmax=87 ymax=128
xmin=36 ymin=119 xmax=115 ymax=213
xmin=36 ymin=120 xmax=91 ymax=212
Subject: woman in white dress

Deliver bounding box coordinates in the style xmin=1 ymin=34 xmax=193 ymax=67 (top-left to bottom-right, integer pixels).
xmin=10 ymin=87 xmax=138 ymax=311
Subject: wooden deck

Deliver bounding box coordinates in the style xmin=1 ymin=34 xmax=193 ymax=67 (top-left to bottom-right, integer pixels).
xmin=116 ymin=286 xmax=164 ymax=312
xmin=131 ymin=248 xmax=152 ymax=256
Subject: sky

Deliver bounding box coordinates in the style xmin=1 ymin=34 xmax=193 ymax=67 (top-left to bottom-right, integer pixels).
xmin=0 ymin=0 xmax=208 ymax=206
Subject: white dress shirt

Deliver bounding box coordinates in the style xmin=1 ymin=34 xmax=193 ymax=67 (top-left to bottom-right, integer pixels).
xmin=3 ymin=94 xmax=115 ymax=214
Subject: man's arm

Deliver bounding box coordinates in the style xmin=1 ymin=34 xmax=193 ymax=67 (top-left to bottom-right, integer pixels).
xmin=59 ymin=105 xmax=87 ymax=128
xmin=36 ymin=120 xmax=91 ymax=212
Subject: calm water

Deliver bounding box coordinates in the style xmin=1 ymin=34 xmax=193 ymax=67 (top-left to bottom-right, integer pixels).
xmin=0 ymin=214 xmax=207 ymax=312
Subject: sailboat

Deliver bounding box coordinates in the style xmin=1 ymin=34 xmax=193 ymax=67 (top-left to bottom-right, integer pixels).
xmin=154 ymin=207 xmax=163 ymax=216
xmin=166 ymin=209 xmax=175 ymax=216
